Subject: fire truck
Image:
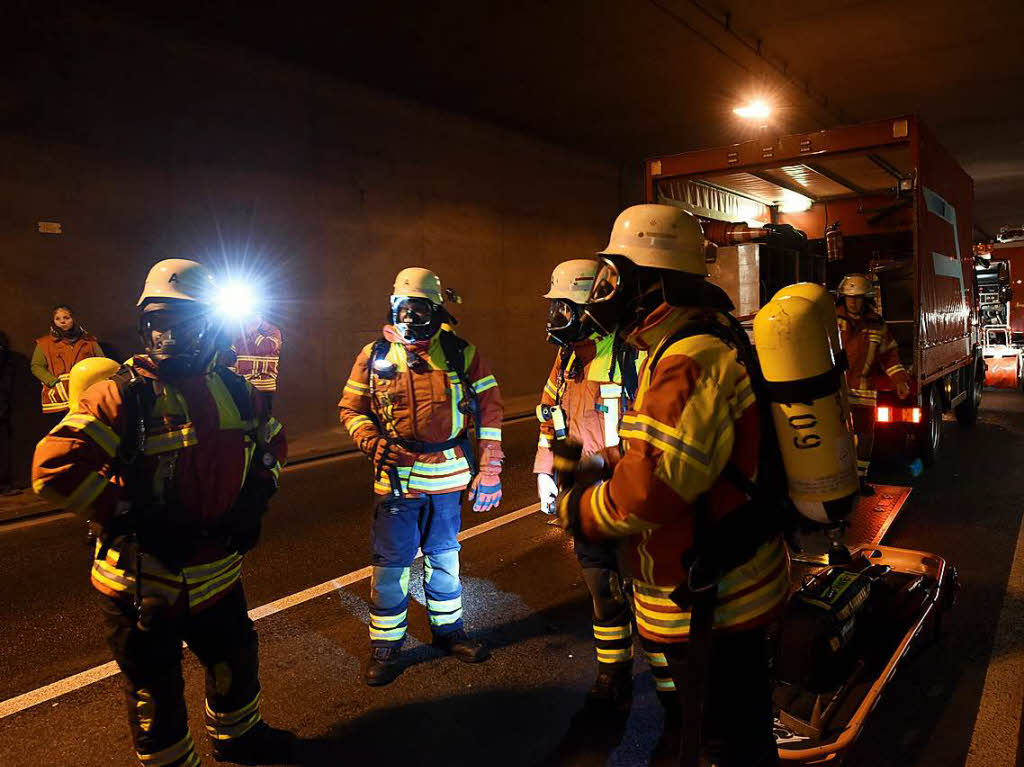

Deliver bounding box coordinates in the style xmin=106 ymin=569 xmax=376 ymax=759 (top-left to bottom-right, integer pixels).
xmin=644 ymin=115 xmax=984 ymax=466
xmin=975 ymin=226 xmax=1024 ymax=388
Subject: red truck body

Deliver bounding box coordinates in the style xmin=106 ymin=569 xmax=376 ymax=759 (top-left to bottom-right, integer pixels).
xmin=644 ymin=115 xmax=983 ymax=457
xmin=986 ymin=241 xmax=1024 ymax=336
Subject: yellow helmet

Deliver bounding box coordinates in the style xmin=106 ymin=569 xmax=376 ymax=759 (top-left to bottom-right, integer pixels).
xmin=837 ymin=274 xmax=873 ymax=297
xmin=599 ymin=204 xmax=707 ymax=277
xmin=544 ymin=259 xmax=599 ymax=303
xmin=68 ymin=357 xmax=120 ymax=411
xmin=392 ymin=267 xmax=445 ymax=304
xmin=137 ymin=259 xmax=215 ymax=306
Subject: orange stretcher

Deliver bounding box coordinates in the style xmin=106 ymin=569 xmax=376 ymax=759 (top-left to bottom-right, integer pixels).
xmin=772 ymin=488 xmax=959 ymax=764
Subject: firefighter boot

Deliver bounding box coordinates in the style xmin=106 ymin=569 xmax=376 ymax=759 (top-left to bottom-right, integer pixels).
xmin=212 ymin=721 xmax=296 ymax=764
xmin=365 ymin=646 xmax=402 ymax=687
xmin=586 ymin=662 xmax=633 ymax=711
xmin=432 ymin=629 xmax=491 ymax=663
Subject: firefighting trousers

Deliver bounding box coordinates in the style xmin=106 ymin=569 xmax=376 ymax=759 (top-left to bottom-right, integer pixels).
xmin=369 ymin=490 xmax=464 ymax=647
xmin=574 ymin=532 xmax=633 ymax=668
xmin=852 ymin=404 xmax=875 ymax=478
xmin=101 ymin=582 xmax=261 ymax=767
xmin=642 ymin=627 xmax=779 ymax=767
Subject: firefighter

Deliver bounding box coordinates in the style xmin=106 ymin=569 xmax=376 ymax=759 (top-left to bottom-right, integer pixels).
xmin=836 ymin=274 xmax=910 ymax=490
xmin=32 ymin=259 xmax=291 ymax=766
xmin=535 ymin=258 xmax=639 ymax=708
xmin=557 ymin=205 xmax=789 ymax=767
xmin=226 ymin=318 xmax=283 ymax=413
xmin=31 ymin=304 xmax=105 ymax=422
xmin=339 ymin=267 xmax=504 ymax=687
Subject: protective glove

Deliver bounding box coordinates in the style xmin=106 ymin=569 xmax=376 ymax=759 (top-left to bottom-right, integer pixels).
xmin=365 ymin=436 xmax=414 ymax=477
xmin=895 ymin=379 xmax=910 ymax=399
xmin=575 ymin=454 xmax=608 ymax=488
xmin=469 ymin=473 xmax=502 ymax=513
xmin=537 ymin=473 xmax=558 ymax=515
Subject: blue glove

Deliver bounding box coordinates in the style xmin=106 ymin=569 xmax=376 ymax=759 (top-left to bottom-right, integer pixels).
xmin=469 ymin=474 xmax=502 ymax=513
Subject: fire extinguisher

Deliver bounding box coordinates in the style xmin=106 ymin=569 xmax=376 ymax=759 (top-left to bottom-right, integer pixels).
xmin=825 ymin=222 xmax=844 ymax=262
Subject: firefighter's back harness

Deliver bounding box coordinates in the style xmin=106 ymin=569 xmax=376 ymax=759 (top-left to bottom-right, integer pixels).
xmin=367 ymin=330 xmax=482 ymax=496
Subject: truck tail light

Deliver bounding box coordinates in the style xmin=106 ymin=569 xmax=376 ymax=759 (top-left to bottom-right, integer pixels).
xmin=875 ymin=406 xmax=921 ymax=424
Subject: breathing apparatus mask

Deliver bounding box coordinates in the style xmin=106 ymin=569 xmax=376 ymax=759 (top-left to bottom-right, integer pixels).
xmin=138 ymin=300 xmax=217 ymax=378
xmin=546 ymin=299 xmax=587 ymax=347
xmin=582 ymin=256 xmax=665 ymax=338
xmin=391 ymin=296 xmax=444 ymax=343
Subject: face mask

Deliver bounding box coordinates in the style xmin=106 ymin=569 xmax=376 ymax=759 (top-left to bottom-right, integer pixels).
xmin=583 ymin=257 xmax=663 ymax=339
xmin=391 ymin=296 xmax=441 ymax=342
xmin=546 ymin=299 xmax=585 ymax=346
xmin=138 ymin=307 xmax=214 ymax=376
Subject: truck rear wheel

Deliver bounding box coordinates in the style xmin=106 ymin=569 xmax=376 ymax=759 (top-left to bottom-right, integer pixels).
xmin=920 ymin=385 xmax=943 ymax=466
xmin=955 ymin=361 xmax=983 ymax=426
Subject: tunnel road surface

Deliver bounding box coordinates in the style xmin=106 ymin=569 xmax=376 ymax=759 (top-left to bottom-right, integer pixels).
xmin=3 ymin=394 xmax=1024 ymax=766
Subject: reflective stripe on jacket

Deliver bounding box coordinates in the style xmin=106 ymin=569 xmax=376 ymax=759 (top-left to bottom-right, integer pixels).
xmin=575 ymin=304 xmax=790 ymax=642
xmin=338 ymin=325 xmax=503 ymax=496
xmin=533 ymin=334 xmax=641 ymax=475
xmin=33 ymin=334 xmax=105 ymax=413
xmin=32 ymin=356 xmax=286 ymax=611
xmin=230 ymin=322 xmax=282 ymax=393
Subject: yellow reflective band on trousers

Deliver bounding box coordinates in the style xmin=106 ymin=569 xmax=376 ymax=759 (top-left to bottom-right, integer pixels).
xmin=643 ymin=650 xmax=677 ymax=693
xmin=596 ymin=646 xmax=634 ymax=663
xmin=593 ymin=624 xmax=631 ymax=641
xmin=90 ymin=542 xmax=243 ymax=612
xmin=205 ymin=692 xmax=262 ymax=741
xmin=137 ymin=731 xmax=198 ymax=766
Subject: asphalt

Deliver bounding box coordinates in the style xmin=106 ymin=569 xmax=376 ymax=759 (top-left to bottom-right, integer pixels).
xmin=2 ymin=393 xmax=1024 ymax=766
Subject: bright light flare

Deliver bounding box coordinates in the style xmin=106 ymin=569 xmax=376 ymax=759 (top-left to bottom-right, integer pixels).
xmin=876 ymin=406 xmax=891 ymax=423
xmin=214 ymin=280 xmax=258 ymax=319
xmin=733 ymin=100 xmax=772 ymax=120
xmin=779 ymin=189 xmax=813 ymax=213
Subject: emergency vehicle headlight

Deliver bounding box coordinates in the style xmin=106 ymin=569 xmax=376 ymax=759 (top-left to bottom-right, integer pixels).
xmin=214 ymin=280 xmax=258 ymax=319
xmin=876 ymin=406 xmax=891 ymax=423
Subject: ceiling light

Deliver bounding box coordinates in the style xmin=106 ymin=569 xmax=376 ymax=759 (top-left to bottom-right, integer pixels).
xmin=733 ymin=100 xmax=772 ymax=120
xmin=779 ymin=189 xmax=812 ymax=213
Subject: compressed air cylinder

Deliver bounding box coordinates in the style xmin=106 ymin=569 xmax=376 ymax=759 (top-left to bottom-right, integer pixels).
xmin=68 ymin=357 xmax=121 ymax=411
xmin=753 ymin=286 xmax=859 ymax=525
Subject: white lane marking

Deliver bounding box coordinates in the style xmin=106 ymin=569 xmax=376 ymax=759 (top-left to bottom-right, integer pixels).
xmin=0 ymin=502 xmax=542 ymax=719
xmin=965 ymin=509 xmax=1024 ymax=766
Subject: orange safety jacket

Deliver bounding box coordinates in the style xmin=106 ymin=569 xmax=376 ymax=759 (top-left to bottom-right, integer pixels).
xmin=33 ymin=333 xmax=105 ymax=413
xmin=533 ymin=334 xmax=639 ymax=475
xmin=32 ymin=356 xmax=286 ymax=612
xmin=229 ymin=321 xmax=283 ymax=393
xmin=339 ymin=325 xmax=503 ymax=497
xmin=836 ymin=305 xmax=910 ymax=406
xmin=569 ymin=304 xmax=790 ymax=643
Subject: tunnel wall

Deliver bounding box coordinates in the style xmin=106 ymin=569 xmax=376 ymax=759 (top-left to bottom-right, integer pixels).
xmin=0 ymin=15 xmax=621 ymax=485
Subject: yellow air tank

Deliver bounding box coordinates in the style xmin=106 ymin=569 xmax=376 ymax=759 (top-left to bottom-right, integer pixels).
xmin=68 ymin=357 xmax=121 ymax=411
xmin=753 ymin=283 xmax=858 ymax=525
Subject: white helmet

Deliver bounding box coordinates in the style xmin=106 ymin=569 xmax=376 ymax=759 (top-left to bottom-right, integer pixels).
xmin=544 ymin=259 xmax=599 ymax=303
xmin=837 ymin=274 xmax=873 ymax=297
xmin=137 ymin=259 xmax=215 ymax=306
xmin=392 ymin=267 xmax=445 ymax=305
xmin=599 ymin=204 xmax=707 ymax=277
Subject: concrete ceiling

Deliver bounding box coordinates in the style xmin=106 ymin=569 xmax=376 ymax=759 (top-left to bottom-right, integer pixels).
xmin=25 ymin=0 xmax=1024 ymax=235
